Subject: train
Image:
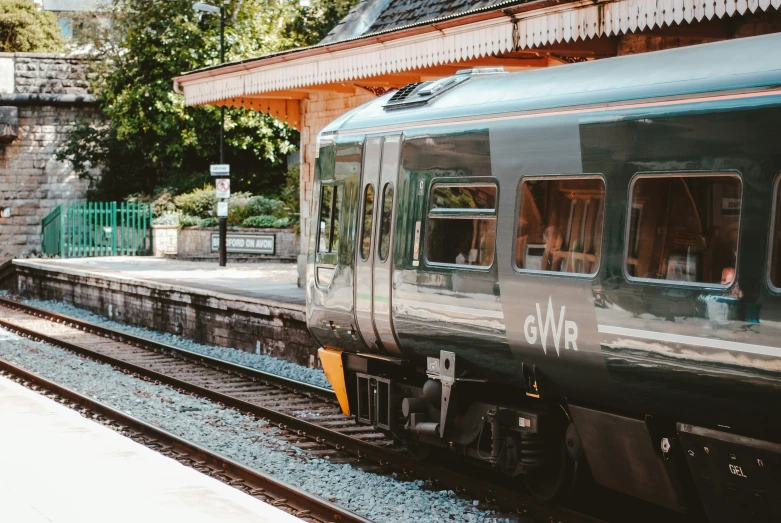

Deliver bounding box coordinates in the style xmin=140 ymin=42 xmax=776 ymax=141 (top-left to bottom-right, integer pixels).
xmin=306 ymin=33 xmax=781 ymax=522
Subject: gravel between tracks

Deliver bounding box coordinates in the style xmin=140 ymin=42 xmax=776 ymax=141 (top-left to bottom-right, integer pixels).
xmin=7 ymin=295 xmax=332 ymax=390
xmin=0 ymin=326 xmax=512 ymax=523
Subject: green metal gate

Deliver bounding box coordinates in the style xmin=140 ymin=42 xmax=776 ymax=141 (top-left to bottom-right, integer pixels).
xmin=41 ymin=202 xmax=153 ymax=258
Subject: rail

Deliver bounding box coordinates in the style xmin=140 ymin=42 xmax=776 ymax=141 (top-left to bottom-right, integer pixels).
xmin=0 ymin=296 xmax=604 ymax=522
xmin=0 ymin=359 xmax=370 ymax=523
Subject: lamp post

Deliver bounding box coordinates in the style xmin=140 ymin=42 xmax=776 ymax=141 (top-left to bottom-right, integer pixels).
xmin=193 ymin=1 xmax=228 ymax=267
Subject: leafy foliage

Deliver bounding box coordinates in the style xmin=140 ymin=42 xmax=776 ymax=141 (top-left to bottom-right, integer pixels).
xmin=57 ymin=0 xmax=306 ymax=201
xmin=281 ymin=0 xmax=359 ymax=48
xmin=242 ymin=215 xmax=290 ymax=228
xmin=173 ymin=186 xmax=218 ymax=218
xmin=245 ymin=195 xmax=286 ymax=218
xmin=0 ymin=0 xmax=64 ymax=53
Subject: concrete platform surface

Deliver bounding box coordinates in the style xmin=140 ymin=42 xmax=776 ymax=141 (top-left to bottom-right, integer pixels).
xmin=0 ymin=374 xmax=304 ymax=523
xmin=16 ymin=257 xmax=305 ymax=307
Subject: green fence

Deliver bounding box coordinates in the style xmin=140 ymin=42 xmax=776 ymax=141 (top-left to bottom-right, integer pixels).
xmin=41 ymin=202 xmax=153 ymax=258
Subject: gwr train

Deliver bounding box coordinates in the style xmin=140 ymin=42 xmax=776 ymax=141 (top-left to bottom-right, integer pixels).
xmin=306 ymin=33 xmax=781 ymax=522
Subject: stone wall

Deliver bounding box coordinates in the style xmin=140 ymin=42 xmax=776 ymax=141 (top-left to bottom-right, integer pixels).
xmin=154 ymin=225 xmax=298 ymax=262
xmin=0 ymin=53 xmax=100 ymax=260
xmin=5 ymin=261 xmax=318 ymax=367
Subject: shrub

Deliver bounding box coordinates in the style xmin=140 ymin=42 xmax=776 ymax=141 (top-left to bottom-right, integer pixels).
xmin=242 ymin=215 xmax=291 ymax=228
xmin=201 ymin=217 xmax=219 ymax=227
xmin=173 ymin=186 xmax=217 ymax=218
xmin=226 ymin=191 xmax=254 ymax=225
xmin=242 ymin=215 xmax=276 ymax=228
xmin=245 ymin=195 xmax=285 ymax=218
xmin=153 ymin=212 xmax=180 ymax=226
xmin=179 ymin=215 xmax=204 ymax=227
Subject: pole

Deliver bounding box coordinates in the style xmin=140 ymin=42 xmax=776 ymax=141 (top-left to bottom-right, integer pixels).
xmin=218 ymin=5 xmax=227 ymax=267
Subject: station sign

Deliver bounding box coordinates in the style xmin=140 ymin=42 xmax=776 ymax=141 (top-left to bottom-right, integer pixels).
xmin=211 ymin=233 xmax=275 ymax=254
xmin=210 ymin=164 xmax=230 ymax=176
xmin=215 ymin=178 xmax=230 ymax=199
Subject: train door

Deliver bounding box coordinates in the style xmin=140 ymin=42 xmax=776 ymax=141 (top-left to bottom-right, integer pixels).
xmin=354 ymin=134 xmax=403 ymax=356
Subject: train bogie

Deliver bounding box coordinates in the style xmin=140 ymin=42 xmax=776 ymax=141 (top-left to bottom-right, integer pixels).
xmin=307 ymin=34 xmax=781 ymax=521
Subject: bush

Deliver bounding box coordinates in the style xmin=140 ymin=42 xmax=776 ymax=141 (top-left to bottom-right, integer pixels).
xmin=242 ymin=215 xmax=290 ymax=228
xmin=153 ymin=212 xmax=180 ymax=226
xmin=226 ymin=191 xmax=254 ymax=225
xmin=201 ymin=217 xmax=219 ymax=227
xmin=242 ymin=215 xmax=276 ymax=228
xmin=245 ymin=195 xmax=286 ymax=218
xmin=179 ymin=215 xmax=204 ymax=227
xmin=127 ymin=189 xmax=176 ymax=217
xmin=173 ymin=186 xmax=217 ymax=218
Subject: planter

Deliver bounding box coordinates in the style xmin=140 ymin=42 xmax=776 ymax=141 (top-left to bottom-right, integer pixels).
xmin=170 ymin=226 xmax=298 ymax=262
xmin=152 ymin=224 xmax=179 ymax=256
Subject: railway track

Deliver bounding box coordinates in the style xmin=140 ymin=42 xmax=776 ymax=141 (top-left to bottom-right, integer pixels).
xmin=0 ymin=296 xmax=600 ymax=523
xmin=0 ymin=360 xmax=369 ymax=523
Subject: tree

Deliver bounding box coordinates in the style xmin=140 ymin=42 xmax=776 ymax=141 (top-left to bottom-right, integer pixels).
xmin=282 ymin=0 xmax=360 ymax=48
xmin=0 ymin=0 xmax=64 ymax=53
xmin=58 ymin=0 xmax=304 ymax=201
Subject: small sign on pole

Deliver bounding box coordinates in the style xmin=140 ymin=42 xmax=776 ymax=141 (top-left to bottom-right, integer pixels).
xmin=217 ymin=201 xmax=229 ymax=217
xmin=215 ymin=178 xmax=230 ymax=199
xmin=210 ymin=164 xmax=230 ymax=176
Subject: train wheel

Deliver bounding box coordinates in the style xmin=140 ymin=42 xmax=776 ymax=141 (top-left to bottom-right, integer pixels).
xmin=525 ymin=432 xmax=580 ymax=503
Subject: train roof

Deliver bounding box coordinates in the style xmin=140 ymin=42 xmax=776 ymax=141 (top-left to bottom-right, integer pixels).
xmin=322 ymin=32 xmax=781 ymax=135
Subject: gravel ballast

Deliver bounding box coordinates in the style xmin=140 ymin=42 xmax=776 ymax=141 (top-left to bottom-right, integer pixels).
xmin=0 ymin=326 xmax=511 ymax=523
xmin=11 ymin=296 xmax=332 ymax=390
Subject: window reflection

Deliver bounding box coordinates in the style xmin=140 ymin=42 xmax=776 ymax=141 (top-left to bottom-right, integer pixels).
xmin=516 ymin=178 xmax=604 ymax=275
xmin=317 ymin=184 xmax=341 ymax=255
xmin=626 ymin=174 xmax=741 ymax=285
xmin=426 ymin=184 xmax=496 ymax=267
xmin=378 ymin=183 xmax=393 ymax=261
xmin=431 ymin=185 xmax=496 ymax=210
xmin=360 ymin=184 xmax=374 ymax=260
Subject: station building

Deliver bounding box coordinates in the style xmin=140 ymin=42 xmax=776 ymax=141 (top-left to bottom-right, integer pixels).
xmin=174 ymin=0 xmax=781 ymax=284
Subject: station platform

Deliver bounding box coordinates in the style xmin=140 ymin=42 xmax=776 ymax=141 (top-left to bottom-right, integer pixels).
xmin=0 ymin=373 xmax=303 ymax=523
xmin=3 ymin=257 xmax=318 ymax=367
xmin=14 ymin=257 xmax=305 ymax=307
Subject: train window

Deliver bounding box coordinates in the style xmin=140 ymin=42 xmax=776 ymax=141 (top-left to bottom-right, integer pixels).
xmin=378 ymin=183 xmax=393 ymax=262
xmin=769 ymin=178 xmax=781 ymax=289
xmin=431 ymin=185 xmax=496 ymax=210
xmin=516 ymin=177 xmax=605 ymax=275
xmin=626 ymin=174 xmax=741 ymax=285
xmin=360 ymin=184 xmax=375 ymax=260
xmin=317 ymin=184 xmax=342 ymax=255
xmin=426 ymin=184 xmax=497 ymax=267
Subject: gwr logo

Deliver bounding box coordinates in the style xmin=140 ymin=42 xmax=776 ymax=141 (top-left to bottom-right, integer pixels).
xmin=524 ymin=297 xmax=578 ymax=356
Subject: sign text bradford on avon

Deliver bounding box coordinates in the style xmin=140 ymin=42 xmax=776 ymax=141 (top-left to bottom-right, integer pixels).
xmin=210 ymin=233 xmax=275 ymax=254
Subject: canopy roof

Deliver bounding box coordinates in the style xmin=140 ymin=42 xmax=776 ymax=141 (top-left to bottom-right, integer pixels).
xmin=173 ymin=0 xmax=781 ymax=130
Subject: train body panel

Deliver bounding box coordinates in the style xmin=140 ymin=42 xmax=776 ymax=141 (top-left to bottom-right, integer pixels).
xmin=306 ymin=33 xmax=781 ymax=520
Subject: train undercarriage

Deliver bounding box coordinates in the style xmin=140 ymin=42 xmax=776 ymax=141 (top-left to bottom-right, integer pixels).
xmin=320 ymin=348 xmax=781 ymax=522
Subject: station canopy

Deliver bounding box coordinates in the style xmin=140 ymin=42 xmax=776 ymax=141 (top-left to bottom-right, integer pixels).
xmin=174 ymin=0 xmax=781 ymax=129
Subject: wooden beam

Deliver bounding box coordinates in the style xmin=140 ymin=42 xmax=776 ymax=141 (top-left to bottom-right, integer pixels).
xmin=206 ymin=97 xmax=301 ymax=130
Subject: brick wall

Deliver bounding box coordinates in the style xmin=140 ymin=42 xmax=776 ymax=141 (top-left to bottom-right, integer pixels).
xmin=0 ymin=53 xmax=101 ymax=260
